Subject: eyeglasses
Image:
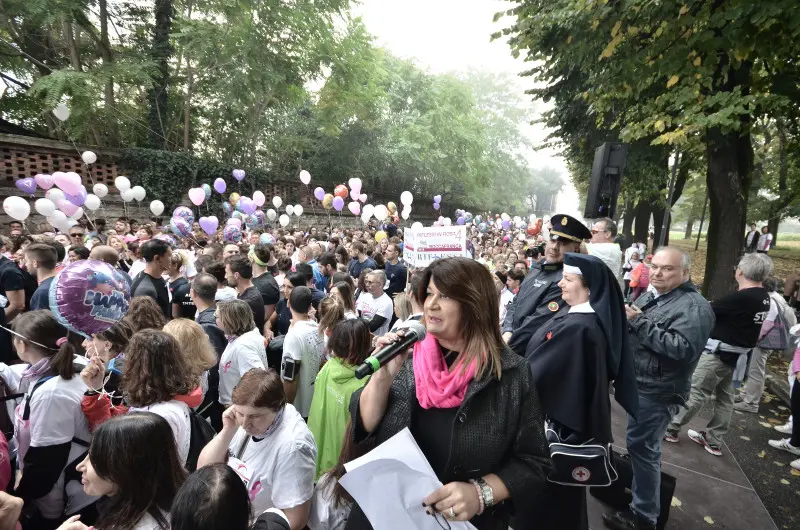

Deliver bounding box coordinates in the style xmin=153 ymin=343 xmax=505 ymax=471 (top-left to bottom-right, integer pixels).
xmin=70 ymin=233 xmax=84 ymax=238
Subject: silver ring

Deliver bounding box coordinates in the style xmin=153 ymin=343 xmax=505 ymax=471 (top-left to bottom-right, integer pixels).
xmin=448 ymin=507 xmax=456 ymax=520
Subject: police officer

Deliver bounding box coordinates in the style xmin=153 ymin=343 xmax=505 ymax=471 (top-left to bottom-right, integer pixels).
xmin=502 ymin=214 xmax=592 ymax=357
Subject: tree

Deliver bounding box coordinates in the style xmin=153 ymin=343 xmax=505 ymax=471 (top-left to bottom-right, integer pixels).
xmin=499 ymin=0 xmax=800 ymax=298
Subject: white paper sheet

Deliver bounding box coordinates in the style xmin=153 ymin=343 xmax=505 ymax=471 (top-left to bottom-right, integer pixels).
xmin=341 ymin=427 xmax=477 ymax=530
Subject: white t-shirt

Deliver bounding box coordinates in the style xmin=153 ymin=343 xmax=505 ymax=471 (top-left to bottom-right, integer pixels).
xmin=219 ymin=328 xmax=268 ymax=405
xmin=586 ymin=242 xmax=623 ymax=278
xmin=130 ymin=400 xmax=191 ymax=465
xmin=128 ymin=259 xmax=146 ymax=281
xmin=15 ymin=375 xmax=98 ymax=518
xmin=499 ymin=288 xmax=515 ymax=325
xmin=282 ymin=321 xmax=325 ymax=418
xmin=226 ymin=405 xmax=316 ymax=517
xmin=355 ymin=292 xmax=394 ymax=336
xmin=309 ymin=473 xmax=350 ymax=530
xmin=131 ymin=511 xmax=169 ymax=530
xmin=624 ymin=244 xmax=647 ymax=263
xmin=758 ymin=233 xmax=773 ymax=251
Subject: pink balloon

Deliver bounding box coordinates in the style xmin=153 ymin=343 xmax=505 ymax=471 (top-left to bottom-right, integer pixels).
xmin=253 ymin=191 xmax=266 ymax=207
xmin=188 ymin=187 xmax=205 ymax=206
xmin=34 ymin=174 xmax=54 ymax=190
xmin=54 ymin=171 xmax=83 ymax=195
xmin=359 ymin=193 xmax=367 ymax=203
xmin=350 ymin=190 xmax=359 ymax=201
xmin=348 ymin=202 xmax=361 ymax=215
xmin=56 ymin=199 xmax=80 ymax=217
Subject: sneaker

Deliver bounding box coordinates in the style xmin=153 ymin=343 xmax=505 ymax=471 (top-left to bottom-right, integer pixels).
xmin=687 ymin=429 xmax=723 ymax=456
xmin=602 ymin=509 xmax=656 ymax=530
xmin=663 ymin=429 xmax=679 ymax=443
xmin=767 ymin=438 xmax=800 ymax=456
xmin=733 ymin=401 xmax=758 ymax=413
xmin=774 ymin=422 xmax=793 ymax=435
xmin=734 ymin=394 xmax=743 ymax=403
xmin=791 ymin=458 xmax=800 ymax=471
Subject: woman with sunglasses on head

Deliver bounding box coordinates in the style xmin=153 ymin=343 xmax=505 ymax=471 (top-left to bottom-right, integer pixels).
xmin=6 ymin=311 xmax=99 ymax=529
xmin=345 ymin=258 xmax=551 ymax=530
xmin=56 ymin=412 xmax=186 ymax=530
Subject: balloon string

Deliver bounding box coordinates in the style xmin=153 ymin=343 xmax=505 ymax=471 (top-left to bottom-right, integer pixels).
xmin=305 ymin=184 xmax=318 ymax=233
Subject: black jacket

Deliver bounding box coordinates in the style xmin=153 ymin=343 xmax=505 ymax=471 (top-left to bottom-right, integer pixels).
xmin=345 ymin=346 xmax=551 ymax=530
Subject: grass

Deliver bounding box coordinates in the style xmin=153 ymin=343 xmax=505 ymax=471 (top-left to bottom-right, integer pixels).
xmin=665 ymin=235 xmax=800 ymax=287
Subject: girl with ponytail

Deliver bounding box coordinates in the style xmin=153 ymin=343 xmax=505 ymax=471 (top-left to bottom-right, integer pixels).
xmin=7 ymin=310 xmax=98 ymax=528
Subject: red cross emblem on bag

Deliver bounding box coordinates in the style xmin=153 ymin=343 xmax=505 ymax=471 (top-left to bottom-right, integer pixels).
xmin=572 ymin=466 xmax=591 ymax=482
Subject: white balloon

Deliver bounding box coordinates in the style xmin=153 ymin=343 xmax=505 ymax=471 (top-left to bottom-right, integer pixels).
xmin=93 ymin=183 xmax=109 ymax=198
xmin=360 ymin=212 xmax=371 ymax=224
xmin=400 ymin=191 xmax=413 ymax=206
xmin=67 ymin=220 xmax=78 ymax=228
xmin=121 ymin=189 xmax=135 ymax=202
xmin=272 ymin=196 xmax=282 ymax=208
xmin=34 ymin=198 xmax=56 ymax=217
xmin=115 ymin=176 xmax=131 ymax=191
xmin=81 ymin=151 xmax=97 ymax=165
xmin=266 ymin=208 xmax=277 ymax=221
xmin=374 ymin=204 xmax=389 ymax=221
xmin=68 ymin=207 xmax=84 ymax=220
xmin=501 ymin=212 xmax=510 ymax=222
xmin=150 ymin=200 xmax=164 ymax=216
xmin=299 ymin=170 xmax=311 ymax=185
xmin=362 ymin=204 xmax=375 ymax=219
xmin=285 ymin=205 xmax=294 ymax=216
xmin=84 ymin=194 xmax=101 ymax=211
xmin=131 ymin=185 xmax=146 ymax=202
xmin=443 ymin=217 xmax=452 ymax=226
xmin=294 ymin=205 xmax=303 ymax=217
xmin=48 ymin=211 xmax=68 ymax=230
xmin=401 ymin=209 xmax=410 ymax=220
xmin=3 ymin=196 xmax=30 ymax=221
xmin=45 ymin=188 xmax=64 ymax=203
xmin=412 ymin=222 xmax=423 ymax=230
xmin=53 ymin=102 xmax=70 ymax=122
xmin=279 ymin=214 xmax=290 ymax=227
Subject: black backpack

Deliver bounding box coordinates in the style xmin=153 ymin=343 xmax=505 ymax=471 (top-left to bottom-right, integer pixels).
xmin=187 ymin=408 xmax=216 ymax=472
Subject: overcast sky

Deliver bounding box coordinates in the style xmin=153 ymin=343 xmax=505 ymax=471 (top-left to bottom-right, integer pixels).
xmin=353 ymin=0 xmax=581 ymax=216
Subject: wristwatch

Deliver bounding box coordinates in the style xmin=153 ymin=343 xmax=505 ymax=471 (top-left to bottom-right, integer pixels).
xmin=475 ymin=477 xmax=494 ymax=508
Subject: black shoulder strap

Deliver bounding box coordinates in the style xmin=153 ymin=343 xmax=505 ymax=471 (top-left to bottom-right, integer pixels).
xmin=236 ymin=433 xmax=250 ymax=459
xmin=23 ymin=375 xmax=57 ymax=421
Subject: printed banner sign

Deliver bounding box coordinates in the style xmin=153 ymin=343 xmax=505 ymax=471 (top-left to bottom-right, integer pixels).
xmin=404 ymin=226 xmax=467 ymax=267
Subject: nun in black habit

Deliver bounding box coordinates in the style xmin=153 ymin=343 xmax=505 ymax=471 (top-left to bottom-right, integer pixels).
xmin=522 ymin=253 xmax=639 ymax=530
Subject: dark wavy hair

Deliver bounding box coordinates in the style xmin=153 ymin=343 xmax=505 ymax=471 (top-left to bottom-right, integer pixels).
xmin=121 ymin=330 xmax=195 ymax=406
xmin=124 ymin=296 xmax=166 ymax=332
xmin=170 ymin=464 xmax=251 ymax=530
xmin=91 ymin=412 xmax=187 ymax=530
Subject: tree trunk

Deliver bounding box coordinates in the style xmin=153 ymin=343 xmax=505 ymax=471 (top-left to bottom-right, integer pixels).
xmin=684 ymin=217 xmax=695 ymax=239
xmin=63 ymin=19 xmax=81 ymax=71
xmin=147 ymin=0 xmax=174 ymax=149
xmin=99 ymin=0 xmax=119 ymax=146
xmin=767 ymin=120 xmax=789 ymax=248
xmin=652 ymin=203 xmax=670 ymax=247
xmin=704 ymin=127 xmax=753 ymax=299
xmin=621 ymin=197 xmax=635 ymax=238
xmin=633 ymin=200 xmax=652 ymax=249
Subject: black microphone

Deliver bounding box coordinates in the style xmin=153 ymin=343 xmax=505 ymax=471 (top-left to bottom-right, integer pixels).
xmin=355 ymin=321 xmax=426 ymax=379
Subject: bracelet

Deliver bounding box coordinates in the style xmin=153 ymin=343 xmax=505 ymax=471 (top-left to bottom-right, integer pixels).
xmin=475 ymin=477 xmax=494 ymax=509
xmin=470 ymin=479 xmax=485 ymax=515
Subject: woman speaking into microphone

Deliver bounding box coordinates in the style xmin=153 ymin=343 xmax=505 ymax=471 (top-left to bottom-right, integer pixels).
xmin=345 ymin=257 xmax=551 ymax=530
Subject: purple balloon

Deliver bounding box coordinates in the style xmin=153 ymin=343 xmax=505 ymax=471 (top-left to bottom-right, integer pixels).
xmin=232 ymin=169 xmax=246 ymax=182
xmin=49 ymin=260 xmax=130 ymax=337
xmin=433 ymin=195 xmax=442 ymax=204
xmin=224 ymin=224 xmax=242 ymax=242
xmin=16 ymin=178 xmax=36 ymax=195
xmin=433 ymin=202 xmax=440 ymax=210
xmin=65 ymin=186 xmax=88 ymax=206
xmin=239 ymin=197 xmax=257 ymax=215
xmin=457 ymin=216 xmax=465 ymax=225
xmin=314 ymin=187 xmax=325 ymax=201
xmin=170 ymin=217 xmax=191 ymax=237
xmin=254 ymin=210 xmax=265 ymax=225
xmin=214 ymin=178 xmax=227 ymax=194
xmin=332 ymin=196 xmax=345 ymax=212
xmin=502 ymin=220 xmax=511 ymax=230
xmin=199 ymin=216 xmax=219 ymax=235
xmin=172 ymin=206 xmax=194 ymax=225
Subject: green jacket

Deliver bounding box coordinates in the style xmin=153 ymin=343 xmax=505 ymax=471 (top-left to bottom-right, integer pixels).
xmin=307 ymin=357 xmax=367 ymax=481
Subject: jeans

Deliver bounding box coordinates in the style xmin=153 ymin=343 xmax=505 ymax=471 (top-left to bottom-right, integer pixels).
xmin=668 ymin=352 xmax=735 ymax=447
xmin=627 ymin=394 xmax=679 ymax=526
xmin=791 ymin=379 xmax=800 ymax=446
xmin=741 ymin=347 xmax=777 ymax=407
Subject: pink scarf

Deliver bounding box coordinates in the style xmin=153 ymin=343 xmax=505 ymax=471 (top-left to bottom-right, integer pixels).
xmin=413 ymin=334 xmax=476 ymax=409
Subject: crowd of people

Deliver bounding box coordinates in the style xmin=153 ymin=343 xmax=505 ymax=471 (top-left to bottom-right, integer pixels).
xmin=0 ymin=210 xmax=796 ymax=530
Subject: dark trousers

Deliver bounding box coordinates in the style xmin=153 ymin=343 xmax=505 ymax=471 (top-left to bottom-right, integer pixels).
xmin=791 ymin=379 xmax=800 ymax=446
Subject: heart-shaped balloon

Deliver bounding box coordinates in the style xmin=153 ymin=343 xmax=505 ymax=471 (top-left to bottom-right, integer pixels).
xmin=188 ymin=187 xmax=206 ymax=206
xmin=199 ymin=216 xmax=219 ymax=235
xmin=15 ymin=178 xmax=36 ymax=195
xmin=359 ymin=193 xmax=367 ymax=203
xmin=64 ymin=186 xmax=87 ymax=206
xmin=56 ymin=199 xmax=80 ymax=217
xmin=232 ymin=169 xmax=246 ymax=182
xmin=239 ymin=197 xmax=257 ymax=215
xmin=54 ymin=171 xmax=83 ymax=195
xmin=34 ymin=173 xmax=55 ymax=190
xmin=350 ymin=178 xmax=362 ymax=194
